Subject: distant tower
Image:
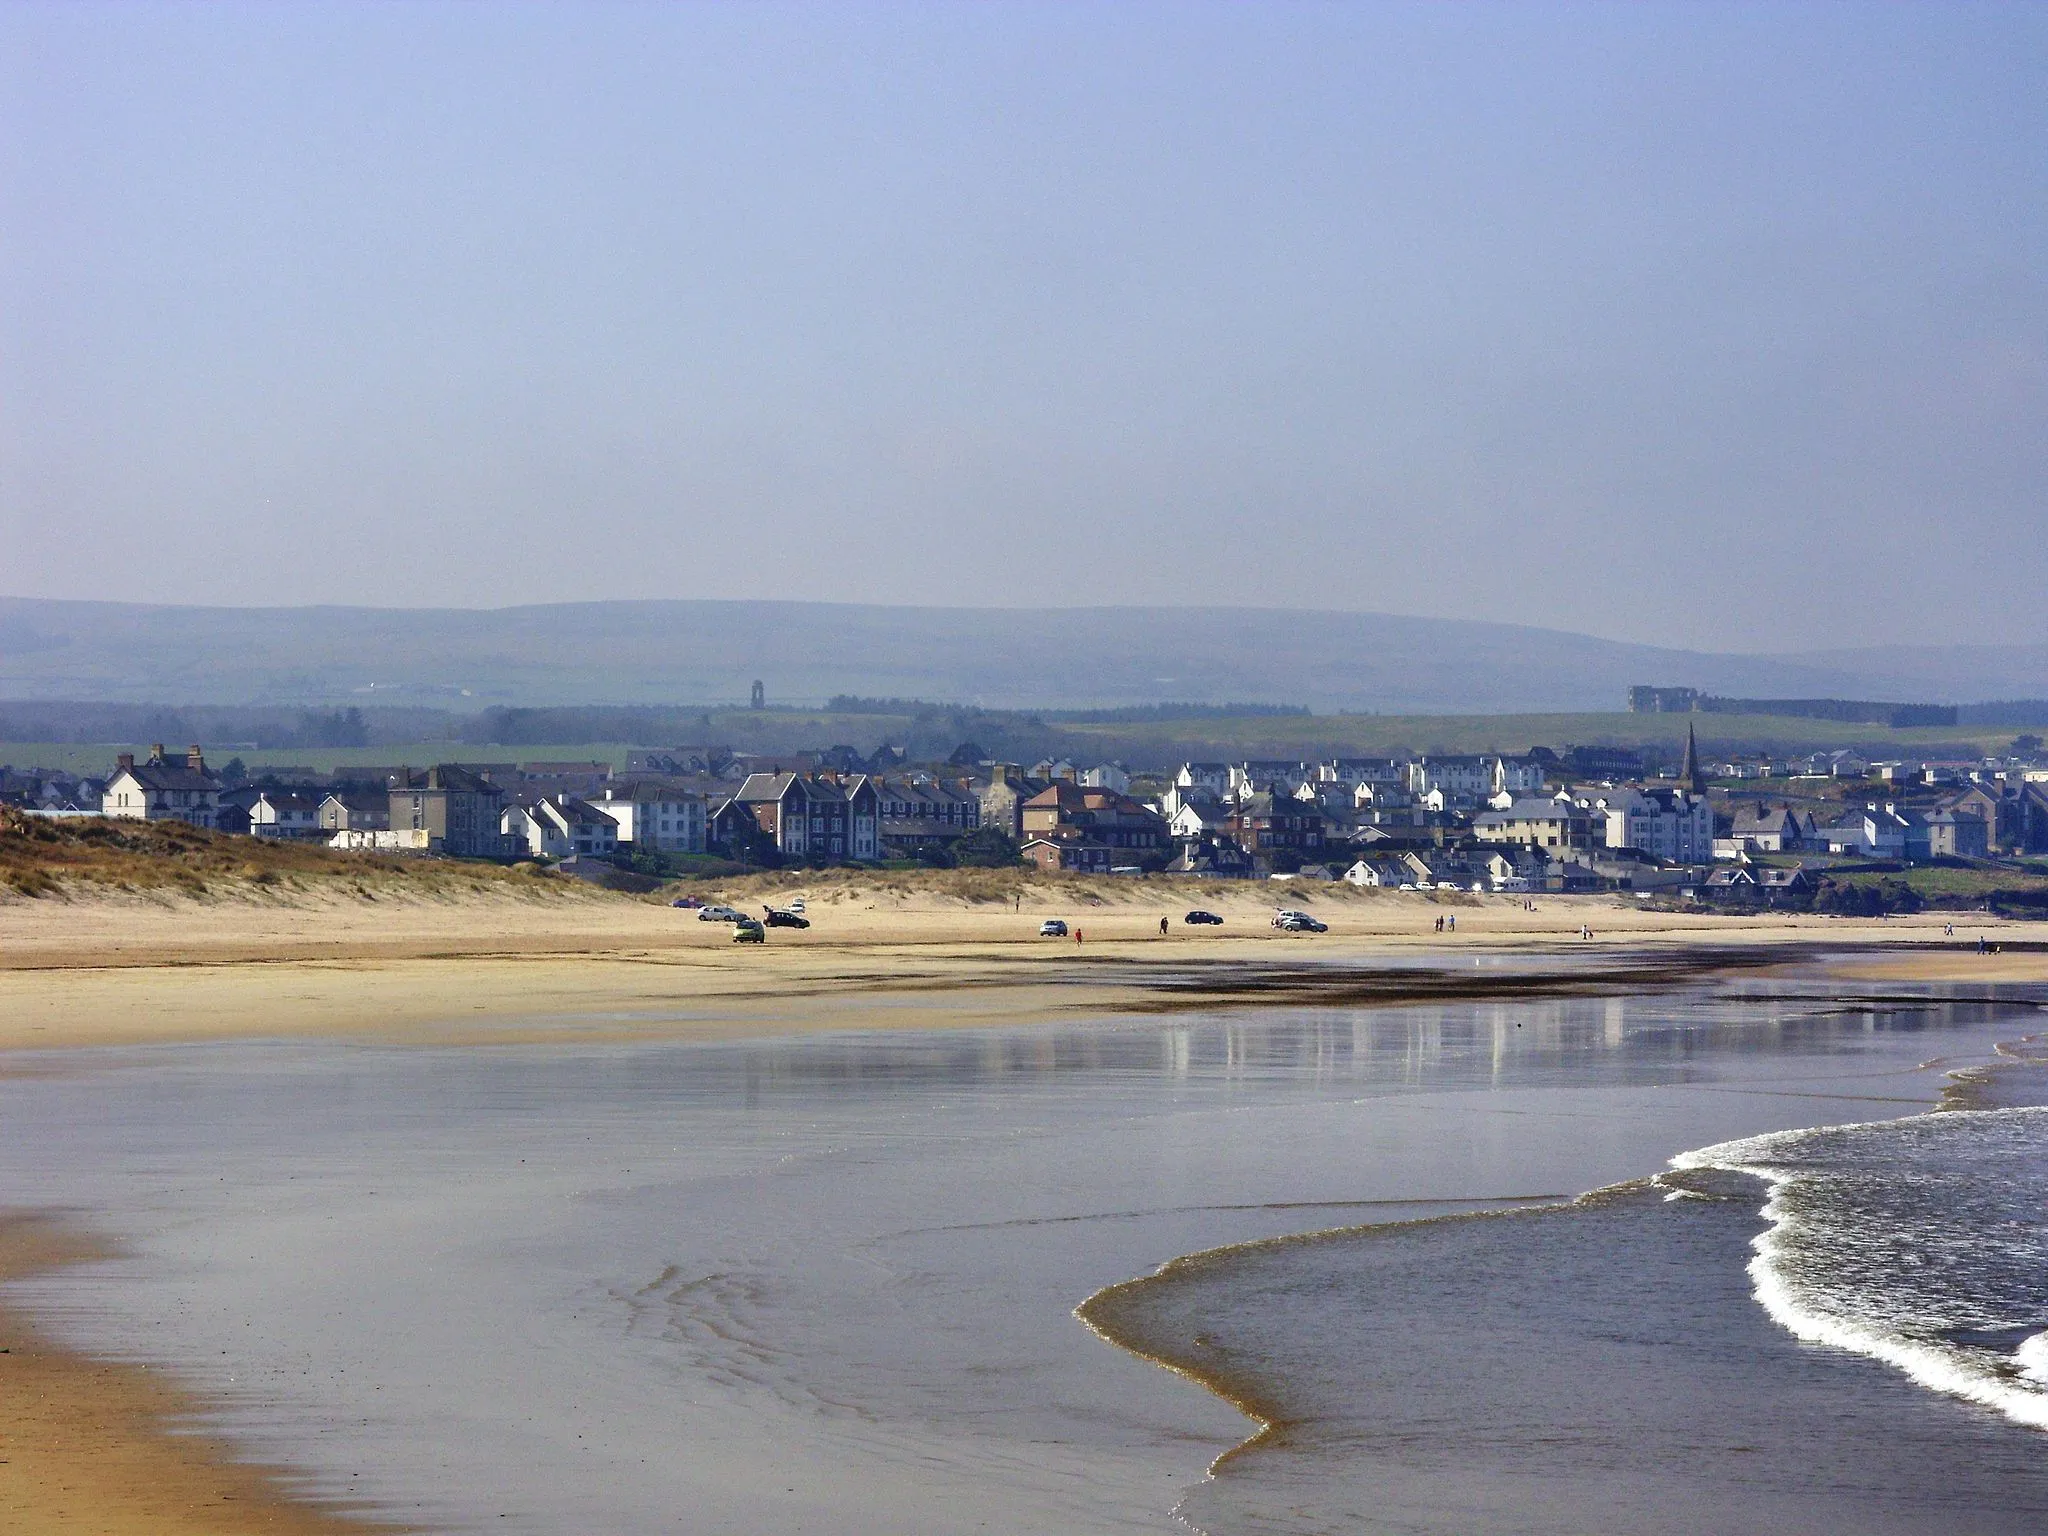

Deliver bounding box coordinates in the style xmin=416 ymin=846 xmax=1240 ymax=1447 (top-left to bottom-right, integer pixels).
xmin=750 ymin=679 xmax=765 ymax=710
xmin=1679 ymin=722 xmax=1707 ymax=795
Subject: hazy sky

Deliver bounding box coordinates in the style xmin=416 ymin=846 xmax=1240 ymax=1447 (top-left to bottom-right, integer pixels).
xmin=3 ymin=2 xmax=2043 ymax=651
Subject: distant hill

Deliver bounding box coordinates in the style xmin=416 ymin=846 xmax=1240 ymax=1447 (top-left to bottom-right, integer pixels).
xmin=0 ymin=597 xmax=2041 ymax=713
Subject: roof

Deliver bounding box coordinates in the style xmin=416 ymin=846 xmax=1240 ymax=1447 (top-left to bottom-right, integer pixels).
xmin=394 ymin=764 xmax=500 ymax=796
xmin=544 ymin=796 xmax=619 ymax=830
xmin=1475 ymin=798 xmax=1581 ymax=824
xmin=254 ymin=791 xmax=320 ymax=812
xmin=116 ymin=759 xmax=222 ymax=794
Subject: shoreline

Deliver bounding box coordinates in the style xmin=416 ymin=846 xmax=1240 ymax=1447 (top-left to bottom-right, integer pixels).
xmin=0 ymin=1211 xmax=405 ymax=1535
xmin=2 ymin=893 xmax=2045 ymax=1534
xmin=1 ymin=886 xmax=2041 ymax=1055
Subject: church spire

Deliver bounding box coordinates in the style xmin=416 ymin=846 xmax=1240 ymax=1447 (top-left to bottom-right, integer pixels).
xmin=1679 ymin=722 xmax=1706 ymax=795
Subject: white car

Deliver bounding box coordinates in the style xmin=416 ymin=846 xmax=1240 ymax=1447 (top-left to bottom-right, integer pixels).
xmin=697 ymin=905 xmax=749 ymax=923
xmin=787 ymin=898 xmax=807 ymax=915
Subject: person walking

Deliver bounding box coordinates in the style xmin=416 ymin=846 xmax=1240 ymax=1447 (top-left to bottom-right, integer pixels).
xmin=1160 ymin=916 xmax=1169 ymax=938
xmin=1074 ymin=928 xmax=1083 ymax=945
xmin=1447 ymin=914 xmax=1456 ymax=933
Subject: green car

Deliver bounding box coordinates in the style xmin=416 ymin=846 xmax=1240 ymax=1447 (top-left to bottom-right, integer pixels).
xmin=732 ymin=920 xmax=766 ymax=943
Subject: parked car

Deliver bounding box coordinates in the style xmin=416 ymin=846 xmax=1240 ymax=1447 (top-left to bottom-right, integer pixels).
xmin=698 ymin=905 xmax=748 ymax=923
xmin=1277 ymin=914 xmax=1328 ymax=933
xmin=1270 ymin=909 xmax=1314 ymax=928
xmin=787 ymin=898 xmax=807 ymax=914
xmin=670 ymin=896 xmax=703 ymax=909
xmin=1183 ymin=910 xmax=1224 ymax=925
xmin=764 ymin=907 xmax=810 ymax=929
xmin=1039 ymin=919 xmax=1069 ymax=937
xmin=731 ymin=919 xmax=765 ymax=943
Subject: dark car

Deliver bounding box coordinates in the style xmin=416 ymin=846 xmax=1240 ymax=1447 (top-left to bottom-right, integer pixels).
xmin=764 ymin=908 xmax=810 ymax=929
xmin=1183 ymin=910 xmax=1224 ymax=925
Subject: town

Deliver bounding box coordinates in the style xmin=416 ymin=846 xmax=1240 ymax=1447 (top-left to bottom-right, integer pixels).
xmin=9 ymin=701 xmax=2048 ymax=916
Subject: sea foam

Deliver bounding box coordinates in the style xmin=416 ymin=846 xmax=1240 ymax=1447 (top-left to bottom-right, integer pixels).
xmin=1674 ymin=1106 xmax=2048 ymax=1431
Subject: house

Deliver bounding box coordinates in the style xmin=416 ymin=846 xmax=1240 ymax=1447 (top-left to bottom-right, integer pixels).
xmin=1168 ymin=792 xmax=1233 ymax=843
xmin=102 ymin=745 xmax=223 ymax=829
xmin=1166 ymin=837 xmax=1256 ymax=878
xmin=1705 ymin=864 xmax=1813 ymax=904
xmin=1472 ymin=797 xmax=1594 ymax=853
xmin=1926 ymin=809 xmax=1989 ymax=860
xmin=249 ymin=790 xmax=323 ymax=840
xmin=1398 ymin=849 xmax=1477 ymax=889
xmin=1079 ymin=763 xmax=1132 ymax=793
xmin=1343 ymin=856 xmax=1410 ymax=887
xmin=1728 ymin=804 xmax=1810 ymax=854
xmin=709 ymin=772 xmax=880 ymax=862
xmin=979 ymin=765 xmax=1057 ymax=840
xmin=1224 ymin=792 xmax=1327 ymax=866
xmin=1817 ymin=803 xmax=1918 ymax=860
xmin=1480 ymin=849 xmax=1547 ymax=892
xmin=1591 ymin=788 xmax=1715 ymax=863
xmin=1493 ymin=756 xmax=1549 ymax=796
xmin=504 ymin=796 xmax=620 ymax=860
xmin=591 ymin=782 xmax=707 ymax=854
xmin=1407 ymin=756 xmax=1492 ymax=799
xmin=1939 ymin=785 xmax=2021 ymax=854
xmin=1229 ymin=761 xmax=1310 ymax=801
xmin=1175 ymin=762 xmax=1232 ymax=795
xmin=1317 ymin=759 xmax=1404 ymax=791
xmin=389 ymin=764 xmax=508 ymax=858
xmin=1563 ymin=744 xmax=1646 ymax=781
xmin=318 ymin=792 xmax=390 ymax=834
xmin=1020 ymin=837 xmax=1113 ymax=873
xmin=1020 ymin=783 xmax=1169 ymax=858
xmin=871 ymin=776 xmax=980 ymax=857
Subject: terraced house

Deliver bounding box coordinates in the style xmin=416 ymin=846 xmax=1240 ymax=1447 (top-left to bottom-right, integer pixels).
xmin=711 ymin=772 xmax=880 ymax=862
xmin=389 ymin=764 xmax=507 ymax=858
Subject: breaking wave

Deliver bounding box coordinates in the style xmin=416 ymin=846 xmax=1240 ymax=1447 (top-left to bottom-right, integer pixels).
xmin=1674 ymin=1105 xmax=2048 ymax=1430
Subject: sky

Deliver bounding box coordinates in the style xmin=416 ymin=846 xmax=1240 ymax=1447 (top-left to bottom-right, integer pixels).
xmin=2 ymin=1 xmax=2043 ymax=652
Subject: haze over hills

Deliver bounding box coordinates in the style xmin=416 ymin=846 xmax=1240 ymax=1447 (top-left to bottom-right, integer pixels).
xmin=0 ymin=597 xmax=2041 ymax=714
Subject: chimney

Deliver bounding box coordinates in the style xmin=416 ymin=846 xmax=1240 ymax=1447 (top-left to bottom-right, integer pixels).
xmin=991 ymin=763 xmax=1009 ymax=786
xmin=187 ymin=745 xmax=205 ymax=771
xmin=150 ymin=742 xmax=166 ymax=763
xmin=117 ymin=753 xmax=135 ymax=771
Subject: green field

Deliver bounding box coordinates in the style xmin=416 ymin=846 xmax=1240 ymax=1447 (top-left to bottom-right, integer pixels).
xmin=0 ymin=708 xmax=2029 ymax=780
xmin=1049 ymin=711 xmax=2025 ymax=763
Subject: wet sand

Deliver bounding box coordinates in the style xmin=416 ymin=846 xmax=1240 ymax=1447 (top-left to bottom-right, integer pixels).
xmin=0 ymin=884 xmax=2035 ymax=1052
xmin=0 ymin=1213 xmax=398 ymax=1535
xmin=0 ymin=884 xmax=2040 ymax=1532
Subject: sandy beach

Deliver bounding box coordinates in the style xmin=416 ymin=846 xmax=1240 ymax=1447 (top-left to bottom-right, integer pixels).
xmin=1 ymin=878 xmax=2042 ymax=1533
xmin=2 ymin=880 xmax=2038 ymax=1053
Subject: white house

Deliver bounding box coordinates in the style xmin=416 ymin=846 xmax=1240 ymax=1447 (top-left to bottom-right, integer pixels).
xmin=249 ymin=790 xmax=323 ymax=839
xmin=102 ymin=745 xmax=222 ymax=829
xmin=1587 ymin=788 xmax=1713 ymax=864
xmin=1169 ymin=796 xmax=1232 ymax=842
xmin=1176 ymin=762 xmax=1232 ymax=795
xmin=504 ymin=796 xmax=621 ymax=859
xmin=1343 ymin=857 xmax=1405 ymax=887
xmin=1079 ymin=763 xmax=1131 ymax=793
xmin=1408 ymin=756 xmax=1493 ymax=799
xmin=591 ymin=784 xmax=706 ymax=854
